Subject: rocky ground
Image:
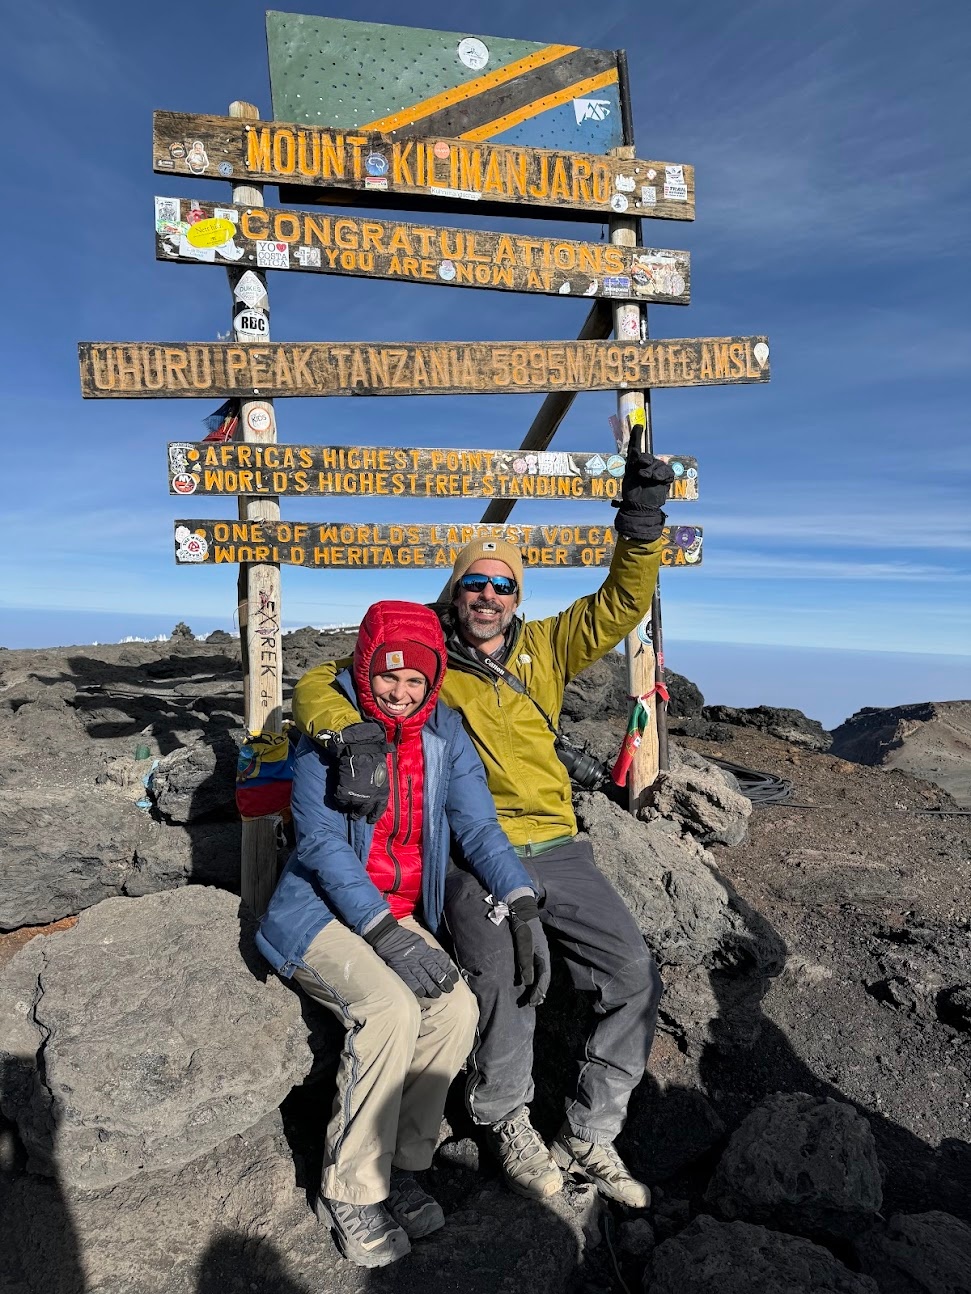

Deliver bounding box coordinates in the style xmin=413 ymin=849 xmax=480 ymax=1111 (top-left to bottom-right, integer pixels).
xmin=1 ymin=629 xmax=969 ymax=1294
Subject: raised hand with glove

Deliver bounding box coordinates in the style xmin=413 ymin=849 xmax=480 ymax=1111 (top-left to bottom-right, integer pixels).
xmin=612 ymin=445 xmax=676 ymax=542
xmin=364 ymin=914 xmax=460 ymax=999
xmin=507 ymin=895 xmax=552 ymax=1007
xmin=323 ymin=720 xmax=390 ymax=824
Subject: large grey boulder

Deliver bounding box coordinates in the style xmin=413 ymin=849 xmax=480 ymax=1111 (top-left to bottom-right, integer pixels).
xmin=0 ymin=1108 xmax=596 ymax=1294
xmin=853 ymin=1211 xmax=971 ymax=1294
xmin=149 ymin=738 xmax=237 ymax=823
xmin=576 ymin=793 xmax=767 ymax=971
xmin=645 ymin=1215 xmax=879 ymax=1294
xmin=706 ymin=1092 xmax=883 ymax=1238
xmin=0 ymin=782 xmax=239 ymax=930
xmin=0 ymin=887 xmax=315 ymax=1190
xmin=648 ymin=748 xmax=752 ymax=846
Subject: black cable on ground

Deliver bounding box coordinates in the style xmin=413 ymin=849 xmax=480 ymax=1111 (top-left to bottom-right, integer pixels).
xmin=707 ymin=756 xmax=794 ymax=806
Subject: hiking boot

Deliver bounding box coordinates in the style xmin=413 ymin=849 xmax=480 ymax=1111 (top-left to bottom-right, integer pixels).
xmin=387 ymin=1169 xmax=446 ymax=1239
xmin=487 ymin=1105 xmax=563 ymax=1200
xmin=550 ymin=1127 xmax=650 ymax=1208
xmin=315 ymin=1195 xmax=411 ymax=1268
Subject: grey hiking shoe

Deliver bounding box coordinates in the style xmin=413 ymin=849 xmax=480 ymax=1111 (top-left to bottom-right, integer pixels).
xmin=487 ymin=1105 xmax=563 ymax=1200
xmin=387 ymin=1169 xmax=445 ymax=1239
xmin=315 ymin=1195 xmax=411 ymax=1268
xmin=550 ymin=1126 xmax=650 ymax=1208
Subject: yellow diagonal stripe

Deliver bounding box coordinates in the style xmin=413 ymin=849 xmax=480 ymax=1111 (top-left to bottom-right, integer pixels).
xmin=460 ymin=68 xmax=619 ymax=142
xmin=359 ymin=44 xmax=578 ymax=134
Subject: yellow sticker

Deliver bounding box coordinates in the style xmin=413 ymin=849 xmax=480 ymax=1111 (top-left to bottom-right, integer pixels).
xmin=186 ymin=217 xmax=236 ymax=248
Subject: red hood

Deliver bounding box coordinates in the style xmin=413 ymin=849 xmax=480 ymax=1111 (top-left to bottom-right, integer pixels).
xmin=353 ymin=601 xmax=446 ymax=737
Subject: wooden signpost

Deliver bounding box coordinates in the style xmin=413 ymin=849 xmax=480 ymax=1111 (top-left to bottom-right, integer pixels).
xmin=152 ymin=111 xmax=695 ymax=221
xmin=167 ymin=442 xmax=700 ymax=501
xmin=173 ymin=519 xmax=704 ymax=571
xmin=80 ymin=336 xmax=768 ymax=399
xmin=155 ymin=197 xmax=692 ymax=304
xmin=80 ymin=16 xmax=768 ymax=907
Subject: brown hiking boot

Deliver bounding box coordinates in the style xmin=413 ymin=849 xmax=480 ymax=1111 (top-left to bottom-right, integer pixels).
xmin=550 ymin=1126 xmax=650 ymax=1208
xmin=487 ymin=1105 xmax=563 ymax=1200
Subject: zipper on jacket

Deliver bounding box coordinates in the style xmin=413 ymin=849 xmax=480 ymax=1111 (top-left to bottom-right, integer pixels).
xmin=405 ymin=774 xmax=414 ymax=845
xmin=385 ymin=723 xmax=404 ymax=896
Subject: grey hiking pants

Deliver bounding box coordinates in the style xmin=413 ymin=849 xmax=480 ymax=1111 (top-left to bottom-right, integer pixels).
xmin=443 ymin=837 xmax=662 ymax=1143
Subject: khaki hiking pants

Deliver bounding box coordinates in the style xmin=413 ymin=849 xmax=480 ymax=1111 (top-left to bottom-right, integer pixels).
xmin=292 ymin=916 xmax=478 ymax=1204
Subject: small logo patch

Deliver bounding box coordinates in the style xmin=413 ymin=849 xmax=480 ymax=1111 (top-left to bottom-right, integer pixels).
xmin=482 ymin=542 xmax=497 ymax=551
xmin=385 ymin=650 xmax=404 ymax=669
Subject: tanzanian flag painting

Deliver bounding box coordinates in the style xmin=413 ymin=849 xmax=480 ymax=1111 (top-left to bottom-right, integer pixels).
xmin=266 ymin=12 xmax=623 ymax=154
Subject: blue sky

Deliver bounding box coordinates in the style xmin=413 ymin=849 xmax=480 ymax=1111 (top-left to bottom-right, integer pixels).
xmin=3 ymin=0 xmax=970 ymax=722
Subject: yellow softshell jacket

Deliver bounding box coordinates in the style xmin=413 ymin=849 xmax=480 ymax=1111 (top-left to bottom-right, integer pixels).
xmin=292 ymin=535 xmax=664 ymax=847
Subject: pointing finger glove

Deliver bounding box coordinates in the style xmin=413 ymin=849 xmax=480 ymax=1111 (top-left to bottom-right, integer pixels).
xmin=364 ymin=915 xmax=460 ymax=999
xmin=612 ymin=447 xmax=676 ymax=542
xmin=325 ymin=721 xmax=390 ymax=824
xmin=508 ymin=896 xmax=551 ymax=1008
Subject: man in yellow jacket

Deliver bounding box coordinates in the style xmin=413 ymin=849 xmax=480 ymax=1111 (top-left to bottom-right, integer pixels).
xmin=293 ymin=447 xmax=673 ymax=1208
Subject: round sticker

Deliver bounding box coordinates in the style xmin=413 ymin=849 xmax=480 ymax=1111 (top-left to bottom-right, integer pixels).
xmin=366 ymin=152 xmax=389 ymax=176
xmin=686 ymin=467 xmax=698 ymax=479
xmin=434 ymin=141 xmax=450 ymax=160
xmin=753 ymin=341 xmax=769 ymax=365
xmin=438 ymin=260 xmax=457 ymax=281
xmin=458 ymin=37 xmax=489 ymax=70
xmin=172 ymin=473 xmax=197 ymax=495
xmin=218 ymin=161 xmax=233 ymax=177
xmin=186 ymin=217 xmax=236 ymax=249
xmin=673 ymin=526 xmax=697 ymax=549
xmin=606 ymin=455 xmax=626 ymax=477
xmin=669 ymin=460 xmax=685 ymax=477
xmin=246 ymin=407 xmax=272 ymax=433
xmin=609 ymin=193 xmax=629 ymax=213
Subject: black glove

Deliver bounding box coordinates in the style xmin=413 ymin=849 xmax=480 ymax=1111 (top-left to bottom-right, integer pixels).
xmin=364 ymin=915 xmax=460 ymax=999
xmin=326 ymin=721 xmax=390 ymax=824
xmin=508 ymin=896 xmax=551 ymax=1008
xmin=612 ymin=447 xmax=676 ymax=541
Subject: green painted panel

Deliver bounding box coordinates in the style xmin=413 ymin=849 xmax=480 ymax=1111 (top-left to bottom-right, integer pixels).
xmin=267 ymin=12 xmax=555 ymax=128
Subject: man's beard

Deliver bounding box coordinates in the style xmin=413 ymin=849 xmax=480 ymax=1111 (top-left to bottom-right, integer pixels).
xmin=454 ymin=599 xmax=515 ymax=643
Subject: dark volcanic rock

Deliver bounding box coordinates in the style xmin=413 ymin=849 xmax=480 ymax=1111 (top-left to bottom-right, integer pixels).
xmin=853 ymin=1210 xmax=971 ymax=1294
xmin=705 ymin=1092 xmax=883 ymax=1238
xmin=0 ymin=887 xmax=315 ymax=1191
xmin=703 ymin=704 xmax=832 ymax=751
xmin=831 ymin=701 xmax=971 ymax=807
xmin=666 ymin=669 xmax=705 ymax=719
xmin=149 ymin=736 xmax=237 ymax=823
xmin=561 ymin=650 xmax=629 ymax=720
xmin=646 ymin=1215 xmax=879 ymax=1294
xmin=0 ymin=783 xmax=239 ymax=930
xmin=649 ymin=749 xmax=752 ymax=846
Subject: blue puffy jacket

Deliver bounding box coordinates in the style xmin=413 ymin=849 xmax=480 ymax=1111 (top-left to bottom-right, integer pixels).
xmin=256 ymin=670 xmax=534 ymax=978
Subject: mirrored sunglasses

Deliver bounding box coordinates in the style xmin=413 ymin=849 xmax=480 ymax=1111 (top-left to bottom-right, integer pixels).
xmin=457 ymin=573 xmax=519 ymax=597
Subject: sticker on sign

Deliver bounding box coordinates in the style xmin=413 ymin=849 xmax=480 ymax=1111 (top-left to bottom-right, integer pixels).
xmin=256 ymin=241 xmax=290 ymax=269
xmin=246 ymin=407 xmax=273 ymax=433
xmin=234 ymin=308 xmax=268 ymax=340
xmin=233 ymin=270 xmax=267 ymax=307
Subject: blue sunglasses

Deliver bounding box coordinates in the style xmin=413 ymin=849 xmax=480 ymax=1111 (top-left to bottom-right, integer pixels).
xmin=457 ymin=573 xmax=519 ymax=597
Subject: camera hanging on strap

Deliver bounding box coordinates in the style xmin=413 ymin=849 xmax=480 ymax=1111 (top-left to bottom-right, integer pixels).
xmin=465 ymin=647 xmax=611 ymax=791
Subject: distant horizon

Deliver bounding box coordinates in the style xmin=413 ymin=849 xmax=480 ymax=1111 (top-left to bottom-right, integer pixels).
xmin=4 ymin=607 xmax=968 ymax=730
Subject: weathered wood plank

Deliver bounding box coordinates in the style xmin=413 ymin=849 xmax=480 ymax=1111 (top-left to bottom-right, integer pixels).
xmin=80 ymin=337 xmax=769 ymax=399
xmin=174 ymin=520 xmax=703 ymax=570
xmin=152 ymin=111 xmax=695 ymax=222
xmin=167 ymin=442 xmax=699 ymax=502
xmin=155 ymin=197 xmax=691 ymax=304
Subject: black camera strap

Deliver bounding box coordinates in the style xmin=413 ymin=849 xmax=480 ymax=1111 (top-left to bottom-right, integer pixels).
xmin=464 ymin=644 xmax=560 ymax=736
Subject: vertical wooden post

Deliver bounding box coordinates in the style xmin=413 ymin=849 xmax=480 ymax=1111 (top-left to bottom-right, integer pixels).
xmin=609 ymin=145 xmax=660 ymax=811
xmin=228 ymin=100 xmax=283 ymax=916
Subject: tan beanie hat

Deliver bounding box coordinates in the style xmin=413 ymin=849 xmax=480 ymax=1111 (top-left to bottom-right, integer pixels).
xmin=448 ymin=538 xmax=525 ymax=604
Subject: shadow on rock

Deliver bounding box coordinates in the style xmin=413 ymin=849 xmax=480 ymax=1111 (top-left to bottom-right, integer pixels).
xmin=0 ymin=1055 xmax=85 ymax=1294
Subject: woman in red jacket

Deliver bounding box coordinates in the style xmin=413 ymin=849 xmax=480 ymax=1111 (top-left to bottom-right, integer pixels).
xmin=259 ymin=601 xmax=548 ymax=1269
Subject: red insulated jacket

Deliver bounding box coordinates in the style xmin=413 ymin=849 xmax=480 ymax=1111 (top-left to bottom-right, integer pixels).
xmin=352 ymin=601 xmax=445 ymax=920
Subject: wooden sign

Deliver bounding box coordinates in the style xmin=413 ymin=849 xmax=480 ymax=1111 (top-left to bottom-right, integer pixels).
xmin=267 ymin=14 xmax=624 ymax=155
xmin=155 ymin=197 xmax=691 ymax=304
xmin=168 ymin=442 xmax=699 ymax=502
xmin=80 ymin=337 xmax=768 ymax=399
xmin=174 ymin=520 xmax=704 ymax=570
xmin=152 ymin=111 xmax=695 ymax=222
